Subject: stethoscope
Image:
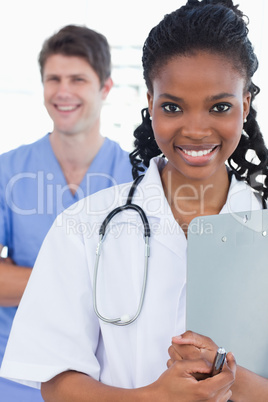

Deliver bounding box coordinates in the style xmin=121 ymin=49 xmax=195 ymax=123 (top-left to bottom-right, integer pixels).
xmin=93 ymin=175 xmax=150 ymax=326
xmin=93 ymin=171 xmax=267 ymax=326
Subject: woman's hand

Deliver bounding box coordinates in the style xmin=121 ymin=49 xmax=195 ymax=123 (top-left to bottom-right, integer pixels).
xmin=153 ymin=351 xmax=236 ymax=402
xmin=168 ymin=331 xmax=225 ymax=381
xmin=168 ymin=331 xmax=219 ymax=365
xmin=167 ymin=331 xmax=268 ymax=401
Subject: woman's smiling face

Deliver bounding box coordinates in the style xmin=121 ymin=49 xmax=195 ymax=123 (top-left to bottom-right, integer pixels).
xmin=147 ymin=51 xmax=251 ymax=183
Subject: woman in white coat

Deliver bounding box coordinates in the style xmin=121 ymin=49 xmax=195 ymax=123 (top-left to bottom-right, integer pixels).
xmin=1 ymin=0 xmax=268 ymax=400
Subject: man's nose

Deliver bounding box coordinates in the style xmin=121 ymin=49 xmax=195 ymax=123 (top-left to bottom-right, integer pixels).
xmin=56 ymin=80 xmax=72 ymax=97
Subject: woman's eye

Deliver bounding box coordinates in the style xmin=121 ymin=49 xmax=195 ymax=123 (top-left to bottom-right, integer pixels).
xmin=211 ymin=103 xmax=231 ymax=113
xmin=162 ymin=103 xmax=181 ymax=113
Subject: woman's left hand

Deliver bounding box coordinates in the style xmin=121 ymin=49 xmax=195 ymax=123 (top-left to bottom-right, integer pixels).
xmin=168 ymin=330 xmax=220 ymax=380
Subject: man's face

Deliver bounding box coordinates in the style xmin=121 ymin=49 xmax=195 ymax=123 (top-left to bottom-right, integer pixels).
xmin=43 ymin=54 xmax=111 ymax=136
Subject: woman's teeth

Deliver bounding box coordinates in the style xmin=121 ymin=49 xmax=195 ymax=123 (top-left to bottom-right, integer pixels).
xmin=182 ymin=148 xmax=214 ymax=157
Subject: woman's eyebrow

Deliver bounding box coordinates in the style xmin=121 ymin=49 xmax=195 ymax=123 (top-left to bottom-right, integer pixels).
xmin=158 ymin=92 xmax=236 ymax=103
xmin=207 ymin=93 xmax=236 ymax=101
xmin=159 ymin=93 xmax=184 ymax=102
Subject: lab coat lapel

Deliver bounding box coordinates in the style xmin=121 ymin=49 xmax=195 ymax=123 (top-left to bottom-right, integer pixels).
xmin=220 ymin=174 xmax=262 ymax=214
xmin=135 ymin=158 xmax=187 ymax=257
xmin=105 ymin=158 xmax=186 ymax=257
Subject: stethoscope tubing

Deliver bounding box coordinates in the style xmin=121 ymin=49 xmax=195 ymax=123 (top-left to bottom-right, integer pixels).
xmin=93 ymin=175 xmax=150 ymax=326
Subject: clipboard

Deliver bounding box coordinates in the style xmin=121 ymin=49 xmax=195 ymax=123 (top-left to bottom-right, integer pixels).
xmin=186 ymin=209 xmax=268 ymax=377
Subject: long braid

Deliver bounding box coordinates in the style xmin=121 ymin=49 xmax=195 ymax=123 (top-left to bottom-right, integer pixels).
xmin=129 ymin=108 xmax=163 ymax=179
xmin=228 ymin=83 xmax=268 ymax=199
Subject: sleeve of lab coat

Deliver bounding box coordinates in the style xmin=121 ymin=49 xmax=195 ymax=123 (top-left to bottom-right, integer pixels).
xmin=0 ymin=210 xmax=101 ymax=389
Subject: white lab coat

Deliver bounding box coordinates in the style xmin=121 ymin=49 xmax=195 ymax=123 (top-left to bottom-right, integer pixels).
xmin=0 ymin=157 xmax=263 ymax=390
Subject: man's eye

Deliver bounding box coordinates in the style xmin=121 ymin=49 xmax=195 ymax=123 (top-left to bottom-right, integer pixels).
xmin=162 ymin=103 xmax=181 ymax=113
xmin=211 ymin=103 xmax=231 ymax=113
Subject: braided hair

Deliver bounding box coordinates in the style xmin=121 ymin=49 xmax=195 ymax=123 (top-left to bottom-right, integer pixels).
xmin=130 ymin=0 xmax=268 ymax=200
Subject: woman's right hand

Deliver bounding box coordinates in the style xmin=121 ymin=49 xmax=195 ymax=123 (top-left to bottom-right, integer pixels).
xmin=150 ymin=352 xmax=236 ymax=402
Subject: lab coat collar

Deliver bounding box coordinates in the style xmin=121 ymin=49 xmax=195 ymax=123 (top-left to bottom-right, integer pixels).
xmin=131 ymin=158 xmax=262 ymax=254
xmin=131 ymin=158 xmax=187 ymax=257
xmin=133 ymin=157 xmax=172 ymax=218
xmin=107 ymin=158 xmax=262 ymax=257
xmin=134 ymin=157 xmax=262 ymax=216
xmin=221 ymin=174 xmax=262 ymax=214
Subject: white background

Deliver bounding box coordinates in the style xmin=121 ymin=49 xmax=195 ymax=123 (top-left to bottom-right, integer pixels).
xmin=0 ymin=0 xmax=267 ymax=153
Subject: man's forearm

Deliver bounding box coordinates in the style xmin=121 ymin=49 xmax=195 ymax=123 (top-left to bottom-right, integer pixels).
xmin=0 ymin=262 xmax=32 ymax=306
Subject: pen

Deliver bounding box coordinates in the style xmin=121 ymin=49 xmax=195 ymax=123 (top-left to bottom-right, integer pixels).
xmin=211 ymin=347 xmax=226 ymax=376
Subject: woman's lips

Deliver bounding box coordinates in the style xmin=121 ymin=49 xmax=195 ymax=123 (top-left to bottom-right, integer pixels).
xmin=175 ymin=145 xmax=220 ymax=165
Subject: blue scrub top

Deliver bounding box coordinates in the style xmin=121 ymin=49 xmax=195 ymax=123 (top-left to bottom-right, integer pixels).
xmin=0 ymin=133 xmax=133 ymax=400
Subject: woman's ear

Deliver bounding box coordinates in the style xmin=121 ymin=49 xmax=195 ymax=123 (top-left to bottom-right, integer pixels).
xmin=243 ymin=90 xmax=251 ymax=120
xmin=147 ymin=91 xmax=153 ymax=117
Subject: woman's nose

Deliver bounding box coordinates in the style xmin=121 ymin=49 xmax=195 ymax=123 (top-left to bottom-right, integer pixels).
xmin=181 ymin=114 xmax=211 ymax=140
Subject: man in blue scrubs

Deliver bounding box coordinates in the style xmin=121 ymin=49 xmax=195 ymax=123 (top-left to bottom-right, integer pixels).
xmin=0 ymin=25 xmax=133 ymax=401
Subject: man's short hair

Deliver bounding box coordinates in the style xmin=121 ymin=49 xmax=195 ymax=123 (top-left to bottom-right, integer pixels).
xmin=38 ymin=24 xmax=111 ymax=87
